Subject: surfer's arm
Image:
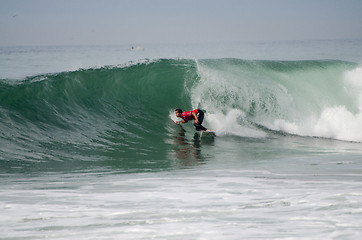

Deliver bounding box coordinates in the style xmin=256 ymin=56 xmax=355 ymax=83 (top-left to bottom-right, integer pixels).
xmin=192 ymin=112 xmax=198 ymax=124
xmin=175 ymin=120 xmax=187 ymax=124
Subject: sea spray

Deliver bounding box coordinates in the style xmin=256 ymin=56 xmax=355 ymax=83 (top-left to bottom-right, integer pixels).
xmin=311 ymin=67 xmax=362 ymax=142
xmin=192 ymin=59 xmax=361 ymax=141
xmin=269 ymin=66 xmax=362 ymax=142
xmin=207 ymin=109 xmax=267 ymax=138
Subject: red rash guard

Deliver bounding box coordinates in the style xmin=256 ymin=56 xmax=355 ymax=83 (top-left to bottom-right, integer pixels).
xmin=181 ymin=109 xmax=198 ymax=122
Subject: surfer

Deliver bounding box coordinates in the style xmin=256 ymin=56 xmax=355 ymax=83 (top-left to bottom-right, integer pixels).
xmin=174 ymin=109 xmax=210 ymax=131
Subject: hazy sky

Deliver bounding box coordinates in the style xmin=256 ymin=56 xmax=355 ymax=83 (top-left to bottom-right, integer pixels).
xmin=1 ymin=0 xmax=362 ymax=46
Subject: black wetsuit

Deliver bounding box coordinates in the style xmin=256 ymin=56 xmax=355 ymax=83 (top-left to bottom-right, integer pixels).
xmin=194 ymin=109 xmax=207 ymax=131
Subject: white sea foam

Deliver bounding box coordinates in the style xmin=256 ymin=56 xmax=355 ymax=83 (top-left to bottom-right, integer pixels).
xmin=313 ymin=106 xmax=362 ymax=142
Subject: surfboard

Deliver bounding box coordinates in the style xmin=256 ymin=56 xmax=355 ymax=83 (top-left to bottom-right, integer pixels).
xmin=200 ymin=131 xmax=216 ymax=138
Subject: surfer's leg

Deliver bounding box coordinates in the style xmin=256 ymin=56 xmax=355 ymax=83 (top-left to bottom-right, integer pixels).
xmin=194 ymin=124 xmax=207 ymax=131
xmin=196 ymin=110 xmax=204 ymax=124
xmin=194 ymin=122 xmax=207 ymax=131
xmin=194 ymin=110 xmax=207 ymax=131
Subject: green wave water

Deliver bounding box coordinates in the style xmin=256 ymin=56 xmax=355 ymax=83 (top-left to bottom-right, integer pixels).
xmin=1 ymin=58 xmax=361 ymax=173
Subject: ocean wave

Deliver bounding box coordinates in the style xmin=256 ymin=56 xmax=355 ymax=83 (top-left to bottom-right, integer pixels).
xmin=0 ymin=58 xmax=361 ymax=171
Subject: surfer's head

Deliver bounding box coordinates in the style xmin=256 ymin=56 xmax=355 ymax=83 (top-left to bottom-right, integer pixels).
xmin=175 ymin=109 xmax=183 ymax=117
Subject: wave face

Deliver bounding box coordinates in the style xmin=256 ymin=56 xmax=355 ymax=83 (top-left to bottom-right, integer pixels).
xmin=0 ymin=58 xmax=361 ymax=172
xmin=0 ymin=59 xmax=197 ymax=172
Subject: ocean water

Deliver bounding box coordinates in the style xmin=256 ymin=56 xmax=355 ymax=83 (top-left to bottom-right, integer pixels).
xmin=1 ymin=40 xmax=362 ymax=239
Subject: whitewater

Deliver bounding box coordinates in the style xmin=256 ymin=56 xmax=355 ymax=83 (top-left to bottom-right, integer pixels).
xmin=1 ymin=40 xmax=362 ymax=239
